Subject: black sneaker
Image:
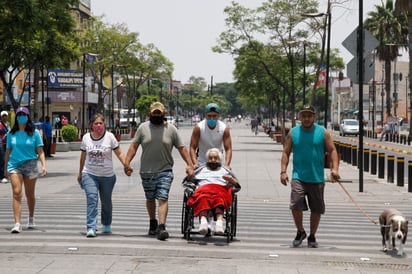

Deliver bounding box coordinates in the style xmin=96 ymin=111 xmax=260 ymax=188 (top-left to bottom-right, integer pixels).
xmin=148 ymin=219 xmax=158 ymax=236
xmin=157 ymin=224 xmax=169 ymax=241
xmin=292 ymin=230 xmax=307 ymax=247
xmin=307 ymin=234 xmax=318 ymax=248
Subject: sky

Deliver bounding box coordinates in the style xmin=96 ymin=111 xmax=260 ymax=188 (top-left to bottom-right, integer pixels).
xmin=91 ymin=0 xmax=389 ymax=84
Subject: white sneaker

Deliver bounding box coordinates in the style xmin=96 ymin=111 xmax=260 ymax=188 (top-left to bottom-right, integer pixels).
xmin=11 ymin=223 xmax=22 ymax=233
xmin=198 ymin=222 xmax=208 ymax=235
xmin=1 ymin=178 xmax=8 ymax=183
xmin=27 ymin=217 xmax=35 ymax=229
xmin=215 ymin=221 xmax=224 ymax=235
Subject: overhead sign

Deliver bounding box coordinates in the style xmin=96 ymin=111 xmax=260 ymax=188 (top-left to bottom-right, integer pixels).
xmin=342 ymin=27 xmax=379 ymax=83
xmin=48 ymin=69 xmax=83 ymax=88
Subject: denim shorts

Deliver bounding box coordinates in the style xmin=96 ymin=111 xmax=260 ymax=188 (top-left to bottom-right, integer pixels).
xmin=140 ymin=170 xmax=173 ymax=200
xmin=9 ymin=159 xmax=39 ymax=179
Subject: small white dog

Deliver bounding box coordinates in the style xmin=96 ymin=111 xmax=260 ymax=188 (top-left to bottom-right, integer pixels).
xmin=379 ymin=209 xmax=408 ymax=256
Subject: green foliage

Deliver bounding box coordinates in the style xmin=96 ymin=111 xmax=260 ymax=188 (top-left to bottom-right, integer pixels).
xmin=0 ymin=0 xmax=80 ymax=110
xmin=135 ymin=95 xmax=160 ymax=116
xmin=61 ymin=125 xmax=79 ymax=142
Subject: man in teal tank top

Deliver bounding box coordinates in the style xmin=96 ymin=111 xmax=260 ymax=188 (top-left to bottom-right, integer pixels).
xmin=280 ymin=105 xmax=340 ymax=248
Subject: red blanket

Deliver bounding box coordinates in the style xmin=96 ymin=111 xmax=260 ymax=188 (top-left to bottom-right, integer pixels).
xmin=187 ymin=184 xmax=233 ymax=216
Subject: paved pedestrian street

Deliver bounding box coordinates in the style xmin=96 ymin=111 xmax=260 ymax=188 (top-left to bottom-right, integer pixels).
xmin=0 ymin=125 xmax=411 ymax=273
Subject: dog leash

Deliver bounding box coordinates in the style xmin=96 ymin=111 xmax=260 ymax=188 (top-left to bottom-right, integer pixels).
xmin=329 ymin=179 xmax=379 ymax=225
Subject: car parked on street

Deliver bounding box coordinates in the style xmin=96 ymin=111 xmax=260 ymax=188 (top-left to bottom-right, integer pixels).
xmin=339 ymin=119 xmax=359 ymax=136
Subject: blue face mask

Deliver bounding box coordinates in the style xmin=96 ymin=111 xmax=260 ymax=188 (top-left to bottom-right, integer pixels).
xmin=207 ymin=119 xmax=217 ymax=128
xmin=17 ymin=115 xmax=28 ymax=125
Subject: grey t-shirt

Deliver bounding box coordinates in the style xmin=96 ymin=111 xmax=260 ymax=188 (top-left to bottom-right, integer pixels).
xmin=134 ymin=121 xmax=184 ymax=173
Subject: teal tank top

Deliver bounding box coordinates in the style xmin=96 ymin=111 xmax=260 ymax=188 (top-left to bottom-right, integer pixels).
xmin=291 ymin=123 xmax=325 ymax=183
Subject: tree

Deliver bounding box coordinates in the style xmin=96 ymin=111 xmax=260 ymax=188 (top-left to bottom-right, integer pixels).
xmin=395 ymin=0 xmax=412 ymax=137
xmin=0 ymin=0 xmax=80 ymax=111
xmin=214 ymin=0 xmax=322 ymax=126
xmin=80 ymin=17 xmax=173 ymax=117
xmin=365 ymin=0 xmax=408 ymax=116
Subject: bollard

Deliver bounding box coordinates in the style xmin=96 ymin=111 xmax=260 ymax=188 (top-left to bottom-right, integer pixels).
xmin=397 ymin=157 xmax=404 ymax=187
xmin=351 ymin=145 xmax=357 ymax=167
xmin=345 ymin=143 xmax=351 ymax=163
xmin=409 ymin=161 xmax=412 ymax=192
xmin=387 ymin=155 xmax=395 ymax=183
xmin=378 ymin=152 xmax=385 ymax=179
xmin=343 ymin=143 xmax=349 ymax=163
xmin=363 ymin=148 xmax=370 ymax=172
xmin=371 ymin=150 xmax=377 ymax=175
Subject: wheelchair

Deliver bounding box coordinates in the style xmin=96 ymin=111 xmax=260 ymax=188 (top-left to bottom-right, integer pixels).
xmin=180 ymin=166 xmax=240 ymax=243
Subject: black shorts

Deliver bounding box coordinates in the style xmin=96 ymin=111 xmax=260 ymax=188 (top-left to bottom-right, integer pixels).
xmin=289 ymin=180 xmax=325 ymax=214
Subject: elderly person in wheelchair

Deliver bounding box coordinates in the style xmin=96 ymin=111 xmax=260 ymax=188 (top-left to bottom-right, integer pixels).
xmin=185 ymin=148 xmax=240 ymax=236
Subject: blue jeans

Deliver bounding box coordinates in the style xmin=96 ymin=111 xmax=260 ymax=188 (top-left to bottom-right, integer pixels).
xmin=81 ymin=173 xmax=116 ymax=230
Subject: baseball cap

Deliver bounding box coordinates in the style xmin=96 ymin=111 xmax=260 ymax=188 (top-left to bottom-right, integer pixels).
xmin=1 ymin=111 xmax=8 ymax=116
xmin=16 ymin=106 xmax=30 ymax=115
xmin=150 ymin=102 xmax=166 ymax=113
xmin=205 ymin=103 xmax=220 ymax=113
xmin=299 ymin=104 xmax=316 ymax=114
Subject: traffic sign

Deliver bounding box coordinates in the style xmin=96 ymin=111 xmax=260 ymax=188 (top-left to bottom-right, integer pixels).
xmin=346 ymin=53 xmax=375 ymax=83
xmin=343 ymin=27 xmax=379 ymax=84
xmin=342 ymin=28 xmax=379 ymax=56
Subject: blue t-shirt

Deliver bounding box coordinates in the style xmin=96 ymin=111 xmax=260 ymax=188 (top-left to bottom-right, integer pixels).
xmin=291 ymin=124 xmax=325 ymax=183
xmin=6 ymin=129 xmax=43 ymax=171
xmin=42 ymin=122 xmax=53 ymax=138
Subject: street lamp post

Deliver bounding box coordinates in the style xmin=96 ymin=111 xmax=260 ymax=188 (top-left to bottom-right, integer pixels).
xmin=324 ymin=9 xmax=331 ymax=128
xmin=303 ymin=42 xmax=307 ymax=105
xmin=82 ymin=53 xmax=86 ymax=136
xmin=301 ymin=2 xmax=332 ymax=128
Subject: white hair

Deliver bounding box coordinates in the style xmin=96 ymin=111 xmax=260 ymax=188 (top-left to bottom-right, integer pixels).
xmin=205 ymin=148 xmax=222 ymax=161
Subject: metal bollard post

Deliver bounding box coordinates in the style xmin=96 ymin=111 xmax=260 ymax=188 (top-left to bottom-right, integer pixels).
xmin=409 ymin=161 xmax=412 ymax=192
xmin=363 ymin=148 xmax=370 ymax=172
xmin=371 ymin=150 xmax=377 ymax=175
xmin=387 ymin=155 xmax=394 ymax=183
xmin=344 ymin=143 xmax=349 ymax=163
xmin=397 ymin=157 xmax=404 ymax=187
xmin=351 ymin=145 xmax=357 ymax=167
xmin=378 ymin=152 xmax=385 ymax=179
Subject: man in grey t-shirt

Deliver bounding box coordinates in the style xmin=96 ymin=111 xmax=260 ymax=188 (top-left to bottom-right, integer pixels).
xmin=124 ymin=102 xmax=194 ymax=241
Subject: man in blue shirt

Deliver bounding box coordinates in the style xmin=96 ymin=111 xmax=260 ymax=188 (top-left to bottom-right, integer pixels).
xmin=42 ymin=116 xmax=53 ymax=157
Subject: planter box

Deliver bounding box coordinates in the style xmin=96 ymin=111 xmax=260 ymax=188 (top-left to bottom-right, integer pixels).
xmin=56 ymin=142 xmax=70 ymax=152
xmin=69 ymin=142 xmax=81 ymax=151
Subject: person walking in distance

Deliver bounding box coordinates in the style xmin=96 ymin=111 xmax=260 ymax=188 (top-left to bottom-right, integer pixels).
xmin=280 ymin=105 xmax=340 ymax=248
xmin=190 ymin=103 xmax=232 ymax=169
xmin=77 ymin=114 xmax=127 ymax=237
xmin=42 ymin=116 xmax=53 ymax=157
xmin=0 ymin=110 xmax=10 ymax=183
xmin=5 ymin=107 xmax=47 ymax=233
xmin=124 ymin=102 xmax=194 ymax=241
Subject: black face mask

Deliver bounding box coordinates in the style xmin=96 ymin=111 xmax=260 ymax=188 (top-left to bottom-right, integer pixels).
xmin=206 ymin=162 xmax=221 ymax=170
xmin=150 ymin=115 xmax=164 ymax=125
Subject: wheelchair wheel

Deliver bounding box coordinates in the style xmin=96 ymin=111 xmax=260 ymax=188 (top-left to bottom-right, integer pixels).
xmin=232 ymin=195 xmax=238 ymax=238
xmin=225 ymin=209 xmax=231 ymax=243
xmin=181 ymin=194 xmax=194 ymax=240
xmin=181 ymin=194 xmax=188 ymax=234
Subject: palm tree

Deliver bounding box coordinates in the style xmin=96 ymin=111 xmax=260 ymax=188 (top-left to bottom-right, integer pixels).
xmin=364 ymin=0 xmax=408 ymax=117
xmin=395 ymin=0 xmax=412 ymax=138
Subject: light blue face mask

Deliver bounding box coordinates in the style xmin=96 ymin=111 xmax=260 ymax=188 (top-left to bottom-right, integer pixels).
xmin=17 ymin=115 xmax=28 ymax=125
xmin=207 ymin=119 xmax=217 ymax=128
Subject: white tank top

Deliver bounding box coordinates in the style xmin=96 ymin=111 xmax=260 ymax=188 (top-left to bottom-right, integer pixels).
xmin=197 ymin=119 xmax=226 ymax=164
